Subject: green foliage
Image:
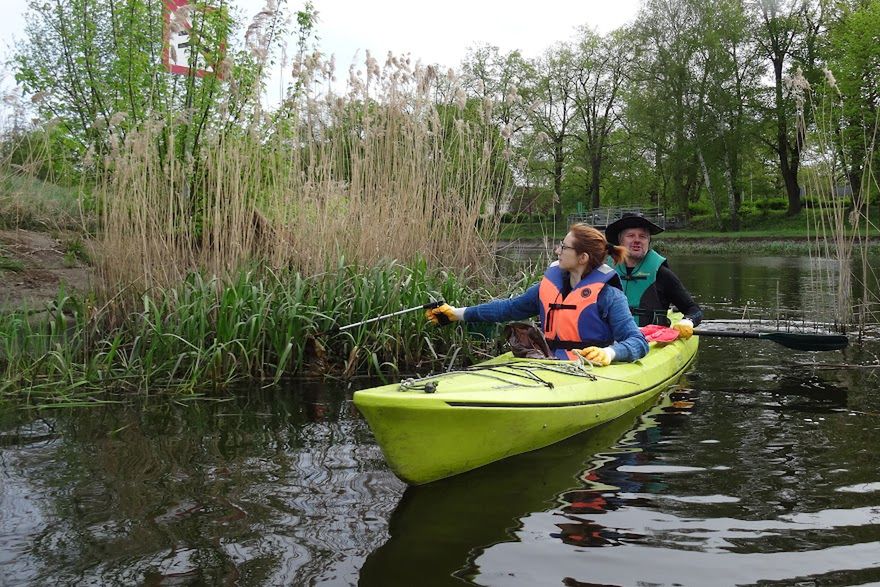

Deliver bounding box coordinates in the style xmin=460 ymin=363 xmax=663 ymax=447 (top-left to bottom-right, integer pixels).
xmin=823 ymin=0 xmax=880 ymax=207
xmin=62 ymin=237 xmax=90 ymax=266
xmin=688 ymin=200 xmax=712 ymax=217
xmin=0 ymin=252 xmax=24 ymax=273
xmin=755 ymin=197 xmax=788 ymax=212
xmin=501 ymin=212 xmax=532 ymax=223
xmin=12 ymin=0 xmax=240 ymax=180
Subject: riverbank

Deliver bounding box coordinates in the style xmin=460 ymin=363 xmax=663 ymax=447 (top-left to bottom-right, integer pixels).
xmin=0 ymin=228 xmax=92 ymax=312
xmin=497 ymin=235 xmax=880 ymax=257
xmin=1 ymin=223 xmax=871 ymax=398
xmin=498 ymin=208 xmax=880 ymax=247
xmin=1 ymin=227 xmax=872 ymax=316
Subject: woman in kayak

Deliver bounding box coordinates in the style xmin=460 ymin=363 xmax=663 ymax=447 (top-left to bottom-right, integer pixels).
xmin=426 ymin=223 xmax=648 ymax=364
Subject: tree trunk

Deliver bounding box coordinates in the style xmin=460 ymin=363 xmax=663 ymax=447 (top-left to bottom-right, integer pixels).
xmin=553 ymin=141 xmax=564 ymax=220
xmin=590 ymin=153 xmax=602 ymax=209
xmin=721 ymin=127 xmax=740 ymax=231
xmin=697 ymin=146 xmax=722 ymax=230
xmin=772 ymin=56 xmax=801 ymax=215
xmin=723 ymin=158 xmax=739 ymax=231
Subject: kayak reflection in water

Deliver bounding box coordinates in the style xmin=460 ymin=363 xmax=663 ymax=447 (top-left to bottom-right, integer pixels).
xmin=552 ymin=388 xmax=694 ymax=548
xmin=426 ymin=223 xmax=648 ymax=365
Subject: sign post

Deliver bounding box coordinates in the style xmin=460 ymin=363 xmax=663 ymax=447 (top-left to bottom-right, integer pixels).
xmin=162 ymin=0 xmax=226 ymax=78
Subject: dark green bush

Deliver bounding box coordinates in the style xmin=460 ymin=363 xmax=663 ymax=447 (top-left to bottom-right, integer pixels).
xmin=688 ymin=200 xmax=712 ymax=216
xmin=756 ymin=197 xmax=788 ymax=211
xmin=801 ymin=196 xmax=851 ymax=209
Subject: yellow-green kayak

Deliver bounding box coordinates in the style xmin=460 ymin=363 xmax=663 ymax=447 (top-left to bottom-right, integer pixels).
xmin=354 ymin=335 xmax=699 ymax=485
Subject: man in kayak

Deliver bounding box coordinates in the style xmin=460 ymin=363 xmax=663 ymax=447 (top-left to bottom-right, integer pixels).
xmin=426 ymin=224 xmax=648 ymax=366
xmin=604 ymin=212 xmax=702 ymax=338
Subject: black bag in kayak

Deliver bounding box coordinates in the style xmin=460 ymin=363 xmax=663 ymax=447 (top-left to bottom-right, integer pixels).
xmin=503 ymin=322 xmax=553 ymax=359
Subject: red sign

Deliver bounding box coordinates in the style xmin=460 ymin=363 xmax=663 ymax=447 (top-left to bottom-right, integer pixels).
xmin=162 ymin=0 xmax=226 ymax=78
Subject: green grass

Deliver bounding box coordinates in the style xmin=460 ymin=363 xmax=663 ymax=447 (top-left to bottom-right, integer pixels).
xmin=62 ymin=237 xmax=90 ymax=266
xmin=498 ymin=221 xmax=561 ymax=240
xmin=499 ymin=208 xmax=880 ymax=241
xmin=655 ymin=239 xmax=822 ymax=256
xmin=0 ymin=251 xmax=24 ymax=272
xmin=0 ymin=171 xmax=89 ymax=231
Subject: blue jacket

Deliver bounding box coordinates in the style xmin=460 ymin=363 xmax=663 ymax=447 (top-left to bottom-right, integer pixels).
xmin=462 ymin=274 xmax=648 ymax=362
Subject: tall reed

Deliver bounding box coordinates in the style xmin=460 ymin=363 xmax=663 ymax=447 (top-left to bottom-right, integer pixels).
xmin=3 ymin=12 xmax=525 ymax=394
xmin=96 ymin=52 xmax=506 ymax=299
xmin=791 ymin=68 xmax=879 ymax=333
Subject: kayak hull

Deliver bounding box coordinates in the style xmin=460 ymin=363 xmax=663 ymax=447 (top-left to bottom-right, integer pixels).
xmin=354 ymin=336 xmax=698 ymax=485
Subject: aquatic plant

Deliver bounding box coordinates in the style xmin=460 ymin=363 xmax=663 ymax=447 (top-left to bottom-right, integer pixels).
xmin=0 ymin=261 xmax=507 ymax=397
xmin=792 ymin=65 xmax=880 ymax=335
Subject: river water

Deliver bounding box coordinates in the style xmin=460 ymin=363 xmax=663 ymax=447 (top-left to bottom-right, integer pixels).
xmin=2 ymin=254 xmax=879 ymax=586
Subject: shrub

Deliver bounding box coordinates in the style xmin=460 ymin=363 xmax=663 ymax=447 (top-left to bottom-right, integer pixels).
xmin=738 ymin=202 xmax=758 ymax=217
xmin=688 ymin=200 xmax=712 ymax=217
xmin=756 ymin=197 xmax=788 ymax=211
xmin=801 ymin=196 xmax=851 ymax=210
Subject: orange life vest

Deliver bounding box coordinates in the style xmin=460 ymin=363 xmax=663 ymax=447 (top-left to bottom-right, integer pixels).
xmin=538 ymin=263 xmax=616 ymax=360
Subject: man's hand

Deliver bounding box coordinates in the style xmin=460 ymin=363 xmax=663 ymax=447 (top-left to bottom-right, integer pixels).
xmin=671 ymin=319 xmax=694 ymax=339
xmin=425 ymin=303 xmax=463 ymax=326
xmin=576 ymin=346 xmax=616 ymax=366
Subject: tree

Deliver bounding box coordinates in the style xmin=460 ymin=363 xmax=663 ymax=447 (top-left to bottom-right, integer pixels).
xmin=689 ymin=0 xmax=763 ymax=230
xmin=824 ymin=0 xmax=880 ymax=211
xmin=521 ymin=43 xmax=579 ymax=220
xmin=751 ymin=0 xmax=824 ymax=216
xmin=460 ymin=45 xmax=531 ymax=217
xmin=14 ymin=0 xmax=232 ymax=167
xmin=570 ymin=27 xmax=630 ymax=208
xmin=627 ymin=0 xmax=704 ymax=217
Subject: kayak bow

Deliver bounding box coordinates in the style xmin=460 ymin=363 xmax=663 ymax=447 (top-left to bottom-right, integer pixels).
xmin=354 ymin=335 xmax=699 ymax=485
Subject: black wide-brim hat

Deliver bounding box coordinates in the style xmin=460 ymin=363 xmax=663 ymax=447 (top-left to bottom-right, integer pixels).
xmin=604 ymin=212 xmax=664 ymax=245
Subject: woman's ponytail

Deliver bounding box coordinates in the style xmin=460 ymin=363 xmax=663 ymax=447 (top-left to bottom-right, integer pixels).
xmin=569 ymin=223 xmax=628 ymax=270
xmin=607 ymin=243 xmax=628 ymax=266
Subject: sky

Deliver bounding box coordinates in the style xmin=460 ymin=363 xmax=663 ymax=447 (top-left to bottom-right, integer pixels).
xmin=1 ymin=0 xmax=641 ymax=102
xmin=305 ymin=0 xmax=641 ymax=67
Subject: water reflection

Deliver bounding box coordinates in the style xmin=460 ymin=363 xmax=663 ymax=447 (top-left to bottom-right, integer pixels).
xmin=0 ymin=383 xmax=404 ymax=585
xmin=3 ymin=252 xmax=880 ymax=586
xmin=466 ymin=376 xmax=880 ymax=587
xmin=359 ymin=389 xmax=691 ymax=586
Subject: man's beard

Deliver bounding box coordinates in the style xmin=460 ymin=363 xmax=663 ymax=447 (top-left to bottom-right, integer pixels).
xmin=628 ymin=249 xmax=646 ymax=262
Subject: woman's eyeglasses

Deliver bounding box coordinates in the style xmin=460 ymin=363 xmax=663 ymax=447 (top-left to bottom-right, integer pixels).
xmin=556 ymin=242 xmax=575 ymax=253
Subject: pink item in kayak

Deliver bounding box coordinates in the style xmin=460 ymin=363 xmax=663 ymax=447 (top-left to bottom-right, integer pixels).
xmin=640 ymin=324 xmax=680 ymax=343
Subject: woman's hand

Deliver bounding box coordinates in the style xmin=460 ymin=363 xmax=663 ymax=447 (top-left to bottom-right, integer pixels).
xmin=425 ymin=304 xmax=463 ymax=326
xmin=671 ymin=319 xmax=694 ymax=339
xmin=576 ymin=346 xmax=616 ymax=365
